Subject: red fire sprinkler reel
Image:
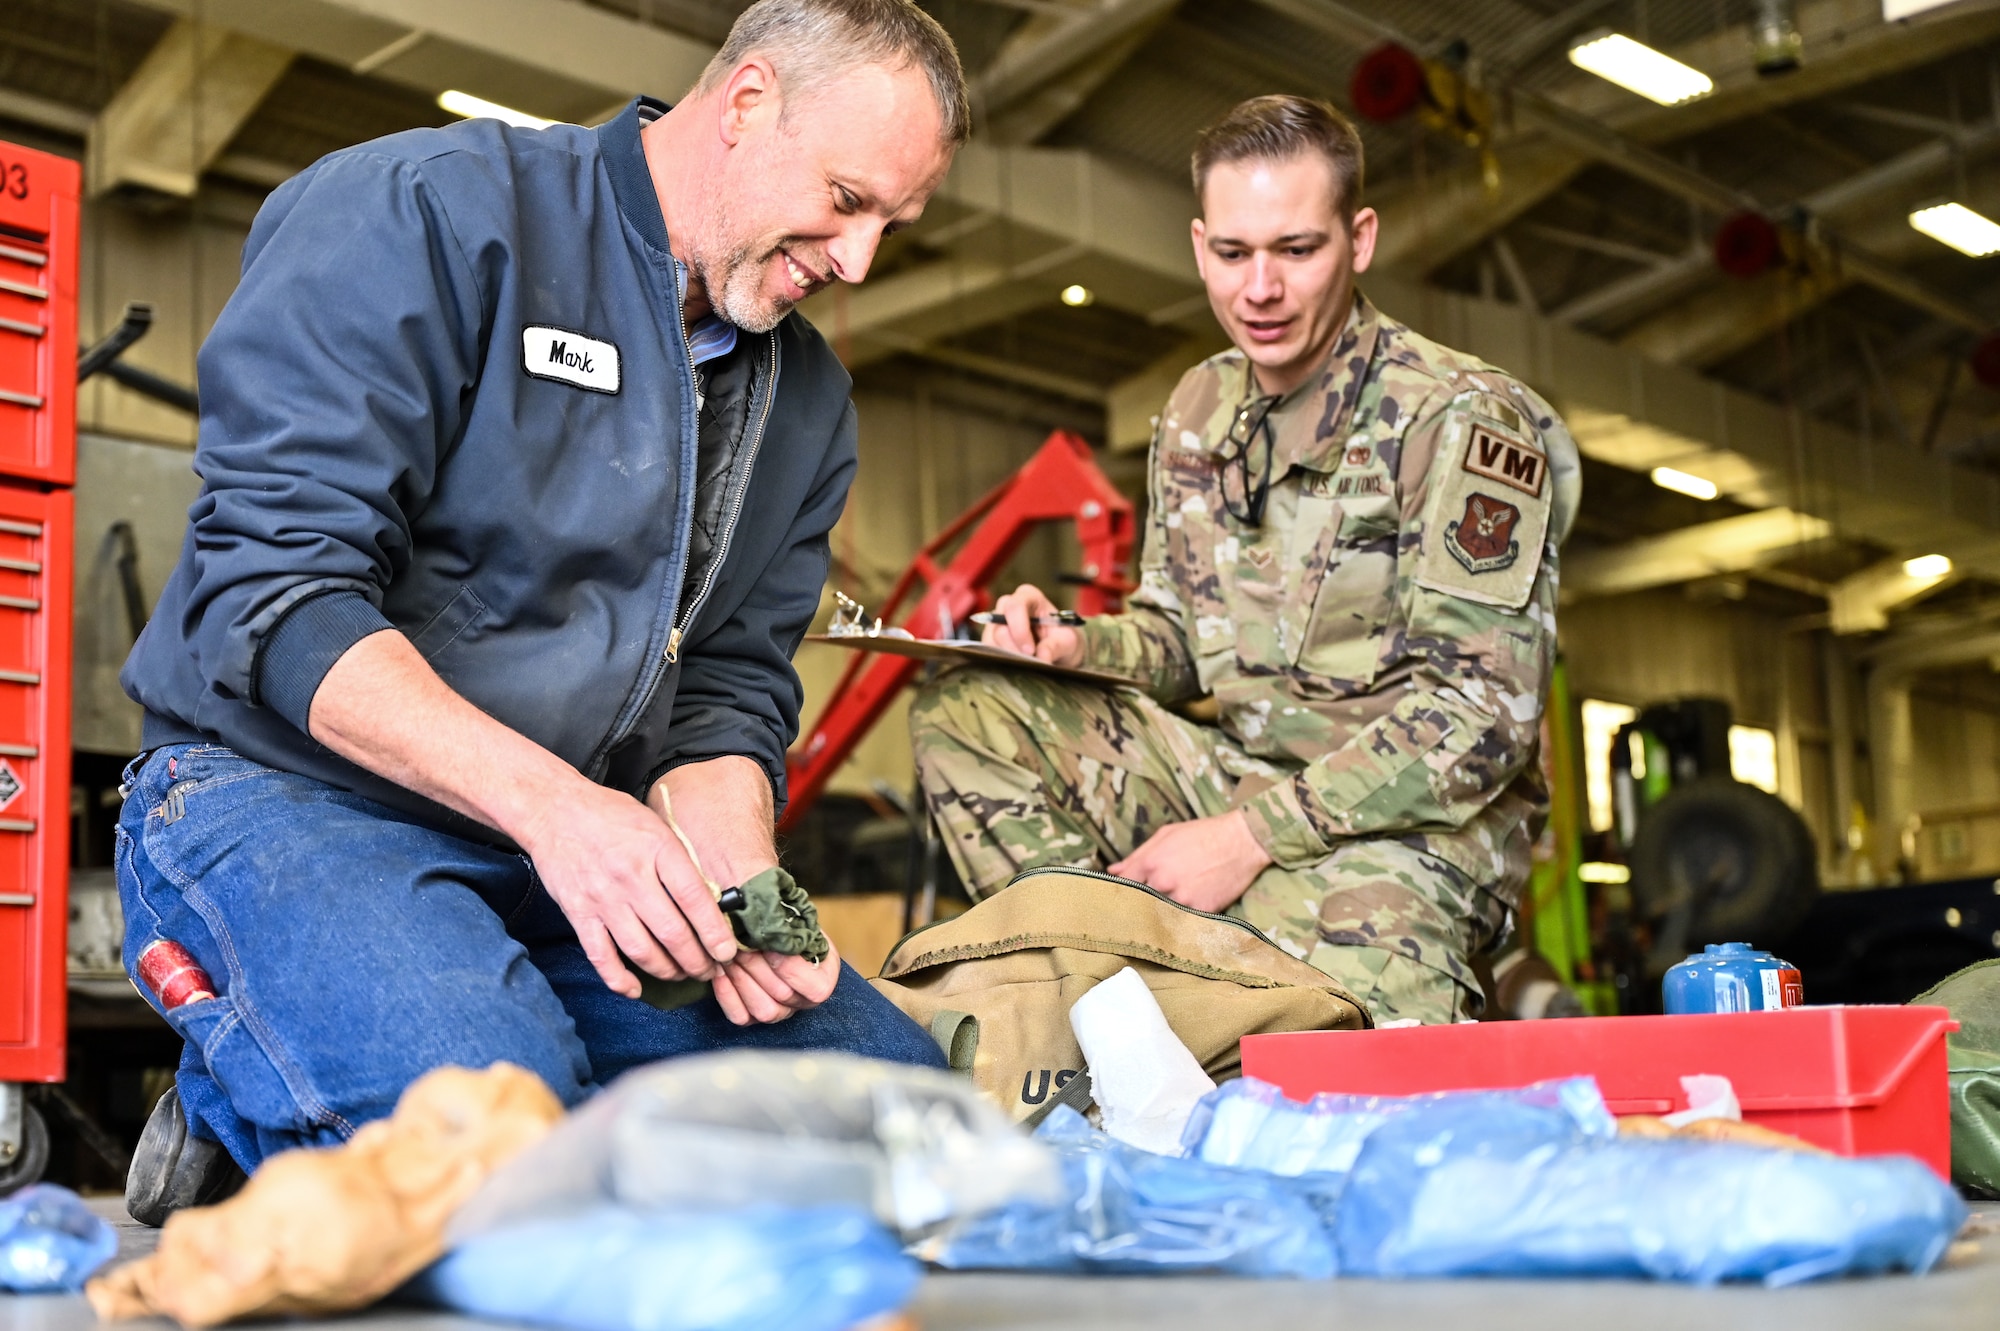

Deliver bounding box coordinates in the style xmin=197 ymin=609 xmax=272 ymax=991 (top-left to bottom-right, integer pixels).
xmin=1351 ymin=44 xmax=1428 ymax=123
xmin=1971 ymin=332 xmax=2000 ymax=391
xmin=1713 ymin=212 xmax=1783 ymax=280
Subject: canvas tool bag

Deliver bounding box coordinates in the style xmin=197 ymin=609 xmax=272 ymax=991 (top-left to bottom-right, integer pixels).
xmin=871 ymin=867 xmax=1371 ymax=1122
xmin=1912 ymin=958 xmax=2000 ymax=1198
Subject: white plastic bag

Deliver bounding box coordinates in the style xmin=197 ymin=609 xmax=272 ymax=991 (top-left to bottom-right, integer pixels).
xmin=451 ymin=1051 xmax=1058 ymax=1241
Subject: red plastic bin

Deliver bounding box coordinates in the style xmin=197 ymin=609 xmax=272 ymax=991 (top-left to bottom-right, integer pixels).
xmin=1242 ymin=1006 xmax=1958 ymax=1180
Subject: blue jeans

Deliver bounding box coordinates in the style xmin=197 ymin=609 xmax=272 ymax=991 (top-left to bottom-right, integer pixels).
xmin=115 ymin=743 xmax=944 ymax=1171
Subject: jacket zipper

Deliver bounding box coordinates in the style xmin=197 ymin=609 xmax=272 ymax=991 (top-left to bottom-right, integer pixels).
xmin=589 ymin=327 xmax=782 ymax=776
xmin=665 ymin=328 xmax=781 ymax=664
xmin=583 ymin=260 xmax=709 ymax=775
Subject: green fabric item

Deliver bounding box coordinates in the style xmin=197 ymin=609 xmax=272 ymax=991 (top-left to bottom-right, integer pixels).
xmin=729 ymin=866 xmax=829 ymax=964
xmin=1913 ymin=957 xmax=2000 ymax=1199
xmin=635 ymin=867 xmax=830 ymax=1011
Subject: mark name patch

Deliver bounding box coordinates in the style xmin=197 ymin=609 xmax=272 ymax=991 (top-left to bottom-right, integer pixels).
xmin=523 ymin=325 xmax=621 ymax=394
xmin=1462 ymin=425 xmax=1545 ymax=497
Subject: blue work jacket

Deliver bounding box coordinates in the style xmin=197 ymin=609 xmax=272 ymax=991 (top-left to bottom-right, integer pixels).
xmin=122 ymin=98 xmax=858 ymax=837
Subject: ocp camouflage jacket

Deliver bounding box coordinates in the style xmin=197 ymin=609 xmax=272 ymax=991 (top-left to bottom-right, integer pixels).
xmin=1080 ymin=294 xmax=1582 ymax=895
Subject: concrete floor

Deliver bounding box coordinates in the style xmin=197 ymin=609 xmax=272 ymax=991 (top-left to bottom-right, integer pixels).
xmin=1 ymin=1200 xmax=1995 ymax=1331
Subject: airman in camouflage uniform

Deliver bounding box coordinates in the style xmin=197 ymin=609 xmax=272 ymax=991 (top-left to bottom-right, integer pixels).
xmin=909 ymin=97 xmax=1580 ymax=1024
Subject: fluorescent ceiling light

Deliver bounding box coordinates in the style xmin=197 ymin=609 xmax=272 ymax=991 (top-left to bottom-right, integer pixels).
xmin=1908 ymin=202 xmax=2000 ymax=257
xmin=1568 ymin=32 xmax=1714 ymax=105
xmin=1579 ymin=862 xmax=1632 ymax=884
xmin=1059 ymin=284 xmax=1095 ymax=307
xmin=437 ymin=90 xmax=553 ymax=130
xmin=1903 ymin=553 xmax=1953 ymax=579
xmin=1882 ymin=0 xmax=1963 ymax=19
xmin=1651 ymin=466 xmax=1719 ymax=500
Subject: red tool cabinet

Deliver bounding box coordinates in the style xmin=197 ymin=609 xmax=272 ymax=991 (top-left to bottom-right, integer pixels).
xmin=0 ymin=138 xmax=79 ymax=1089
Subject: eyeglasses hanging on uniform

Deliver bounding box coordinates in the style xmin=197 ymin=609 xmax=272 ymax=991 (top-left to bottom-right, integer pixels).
xmin=1218 ymin=392 xmax=1280 ymax=527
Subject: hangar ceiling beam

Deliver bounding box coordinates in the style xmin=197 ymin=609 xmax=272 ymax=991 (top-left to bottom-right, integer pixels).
xmin=1610 ymin=121 xmax=2000 ymax=364
xmin=126 ymin=0 xmax=714 ymax=122
xmin=800 ymin=141 xmax=1198 ymax=364
xmin=1247 ymin=0 xmax=2000 ymax=278
xmin=1828 ymin=557 xmax=1956 ymax=634
xmin=1560 ymin=509 xmax=1835 ymax=602
xmin=1550 ymin=247 xmax=1711 ymax=327
xmin=87 ymin=19 xmax=293 ymax=199
xmin=973 ymin=0 xmax=1179 ymax=129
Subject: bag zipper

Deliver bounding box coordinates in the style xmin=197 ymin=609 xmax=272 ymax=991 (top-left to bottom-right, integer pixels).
xmin=1019 ymin=865 xmax=1274 ymax=941
xmin=881 ymin=864 xmax=1373 ymax=1027
xmin=885 ymin=864 xmax=1274 ymax=956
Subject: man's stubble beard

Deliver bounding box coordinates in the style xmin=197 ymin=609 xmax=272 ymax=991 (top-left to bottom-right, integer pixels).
xmin=690 ymin=194 xmax=792 ymax=334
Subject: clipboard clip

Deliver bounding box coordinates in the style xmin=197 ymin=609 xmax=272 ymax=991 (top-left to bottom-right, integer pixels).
xmin=826 ymin=591 xmax=912 ymax=640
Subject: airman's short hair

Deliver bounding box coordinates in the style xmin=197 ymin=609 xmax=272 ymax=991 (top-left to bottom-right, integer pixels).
xmin=1192 ymin=95 xmax=1366 ymax=222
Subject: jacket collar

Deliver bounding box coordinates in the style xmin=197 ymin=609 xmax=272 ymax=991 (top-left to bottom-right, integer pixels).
xmin=1279 ymin=292 xmax=1382 ymax=474
xmin=598 ymin=97 xmax=675 ymax=260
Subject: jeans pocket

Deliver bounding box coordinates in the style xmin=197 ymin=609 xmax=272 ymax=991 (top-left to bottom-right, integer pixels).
xmin=149 ymin=748 xmax=278 ymax=830
xmin=164 ymin=995 xmax=325 ymax=1139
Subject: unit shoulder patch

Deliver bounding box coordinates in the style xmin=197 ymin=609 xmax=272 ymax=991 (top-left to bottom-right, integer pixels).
xmin=1416 ymin=408 xmax=1551 ymax=610
xmin=1444 ymin=492 xmax=1521 ymax=571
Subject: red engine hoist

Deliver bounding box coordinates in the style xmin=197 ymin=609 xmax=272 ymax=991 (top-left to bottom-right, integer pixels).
xmin=779 ymin=430 xmax=1136 ymax=833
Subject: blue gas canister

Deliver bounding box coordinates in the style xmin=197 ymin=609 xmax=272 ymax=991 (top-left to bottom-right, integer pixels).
xmin=1661 ymin=942 xmax=1805 ymax=1014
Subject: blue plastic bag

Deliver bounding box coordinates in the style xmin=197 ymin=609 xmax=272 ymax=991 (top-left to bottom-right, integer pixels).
xmin=1182 ymin=1075 xmax=1617 ymax=1177
xmin=1334 ymin=1095 xmax=1969 ymax=1286
xmin=409 ymin=1205 xmax=918 ymax=1331
xmin=918 ymin=1106 xmax=1341 ymax=1278
xmin=0 ymin=1184 xmax=119 ymax=1293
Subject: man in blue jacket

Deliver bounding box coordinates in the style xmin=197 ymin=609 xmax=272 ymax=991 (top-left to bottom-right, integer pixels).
xmin=115 ymin=0 xmax=966 ymax=1215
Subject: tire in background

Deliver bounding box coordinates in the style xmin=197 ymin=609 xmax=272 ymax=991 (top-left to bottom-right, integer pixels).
xmin=0 ymin=1104 xmax=49 ymax=1197
xmin=1629 ymin=776 xmax=1820 ymax=948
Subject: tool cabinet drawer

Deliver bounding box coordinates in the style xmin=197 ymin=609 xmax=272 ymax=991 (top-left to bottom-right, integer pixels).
xmin=0 ymin=142 xmax=77 ymax=487
xmin=0 ymin=484 xmax=72 ymax=1082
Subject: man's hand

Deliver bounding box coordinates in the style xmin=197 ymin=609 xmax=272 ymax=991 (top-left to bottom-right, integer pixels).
xmin=516 ymin=781 xmax=741 ymax=999
xmin=308 ymin=630 xmax=742 ymax=1002
xmin=711 ymin=944 xmax=843 ymax=1026
xmin=651 ymin=757 xmax=841 ymax=1025
xmin=649 ymin=756 xmax=778 ymax=889
xmin=1108 ymin=810 xmax=1274 ymax=915
xmin=982 ymin=582 xmax=1083 ymax=667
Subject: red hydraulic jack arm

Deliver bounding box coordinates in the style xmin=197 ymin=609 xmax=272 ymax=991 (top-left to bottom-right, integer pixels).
xmin=780 ymin=430 xmax=1135 ymax=833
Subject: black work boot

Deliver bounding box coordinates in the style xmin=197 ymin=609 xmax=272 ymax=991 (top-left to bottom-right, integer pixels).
xmin=126 ymin=1085 xmax=246 ymax=1227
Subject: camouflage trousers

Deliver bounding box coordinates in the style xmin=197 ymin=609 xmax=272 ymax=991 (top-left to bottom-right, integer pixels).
xmin=908 ymin=667 xmax=1511 ymax=1025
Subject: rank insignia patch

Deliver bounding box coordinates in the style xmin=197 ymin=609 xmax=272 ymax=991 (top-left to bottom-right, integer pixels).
xmin=1345 ymin=444 xmax=1373 ymax=468
xmin=1444 ymin=492 xmax=1520 ymax=573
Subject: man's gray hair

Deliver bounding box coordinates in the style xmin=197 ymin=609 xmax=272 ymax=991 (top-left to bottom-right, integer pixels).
xmin=696 ymin=0 xmax=970 ymax=145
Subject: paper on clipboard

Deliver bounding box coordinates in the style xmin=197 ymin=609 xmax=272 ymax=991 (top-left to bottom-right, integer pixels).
xmin=803 ymin=633 xmax=1142 ymax=690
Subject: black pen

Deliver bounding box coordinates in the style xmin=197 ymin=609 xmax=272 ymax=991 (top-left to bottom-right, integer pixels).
xmin=969 ymin=610 xmax=1085 ymax=627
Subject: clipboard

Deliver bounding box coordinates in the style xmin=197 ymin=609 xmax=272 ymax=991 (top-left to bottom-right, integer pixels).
xmin=803 ymin=633 xmax=1141 ymax=690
